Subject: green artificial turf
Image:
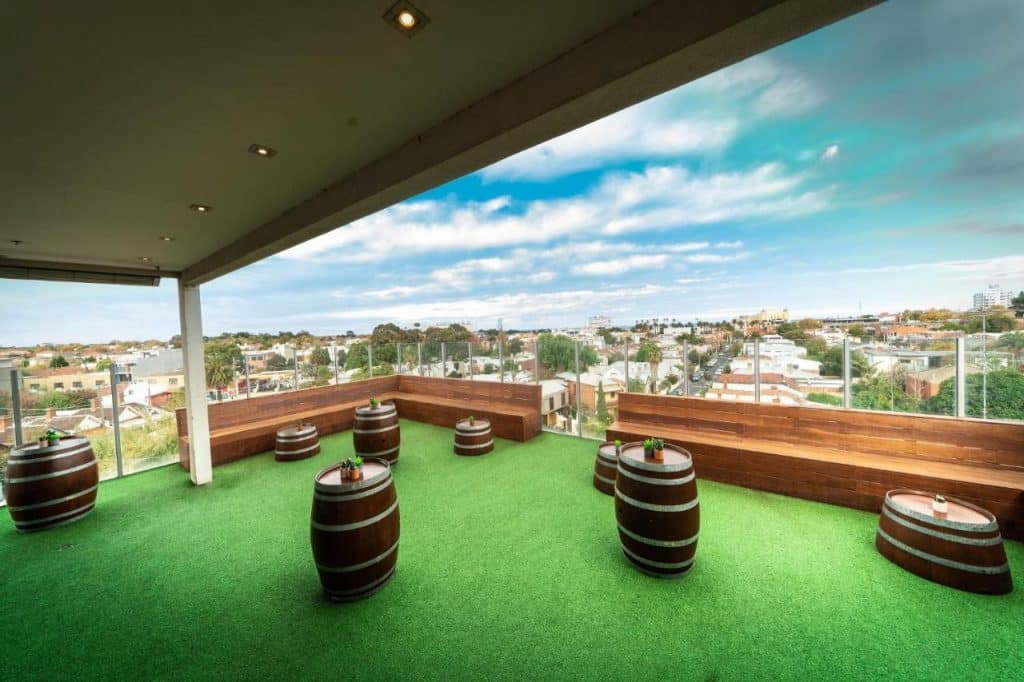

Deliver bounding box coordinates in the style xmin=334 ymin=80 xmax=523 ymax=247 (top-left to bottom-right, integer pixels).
xmin=1 ymin=420 xmax=1022 ymax=681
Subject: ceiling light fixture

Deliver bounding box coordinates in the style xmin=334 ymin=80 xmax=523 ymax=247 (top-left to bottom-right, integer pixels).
xmin=248 ymin=143 xmax=277 ymax=158
xmin=190 ymin=204 xmax=212 ymax=213
xmin=139 ymin=256 xmax=152 ymax=263
xmin=159 ymin=236 xmax=175 ymax=242
xmin=385 ymin=2 xmax=429 ymax=36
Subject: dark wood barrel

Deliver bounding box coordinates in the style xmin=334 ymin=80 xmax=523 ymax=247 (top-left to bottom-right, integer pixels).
xmin=876 ymin=489 xmax=1012 ymax=595
xmin=454 ymin=418 xmax=493 ymax=456
xmin=4 ymin=437 xmax=99 ymax=533
xmin=275 ymin=423 xmax=320 ymax=462
xmin=310 ymin=458 xmax=400 ymax=602
xmin=614 ymin=442 xmax=700 ymax=578
xmin=353 ymin=403 xmax=400 ymax=464
xmin=593 ymin=441 xmax=622 ymax=496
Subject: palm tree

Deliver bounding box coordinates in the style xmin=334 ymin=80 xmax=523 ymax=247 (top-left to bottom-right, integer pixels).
xmin=645 ymin=344 xmax=663 ymax=393
xmin=206 ymin=359 xmax=235 ymax=401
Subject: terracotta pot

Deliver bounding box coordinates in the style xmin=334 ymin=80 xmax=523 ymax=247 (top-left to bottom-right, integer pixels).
xmin=653 ymin=449 xmax=665 ymax=462
xmin=350 ymin=469 xmax=363 ymax=481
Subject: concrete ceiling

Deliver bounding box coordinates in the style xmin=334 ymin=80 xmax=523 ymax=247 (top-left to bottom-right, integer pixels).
xmin=0 ymin=0 xmax=876 ymax=285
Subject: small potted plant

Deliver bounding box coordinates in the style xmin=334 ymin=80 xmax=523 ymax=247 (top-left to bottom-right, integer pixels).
xmin=340 ymin=459 xmax=351 ymax=479
xmin=643 ymin=438 xmax=654 ymax=458
xmin=45 ymin=429 xmax=61 ymax=447
xmin=614 ymin=439 xmax=623 ymax=456
xmin=932 ymin=494 xmax=948 ymax=516
xmin=468 ymin=415 xmax=476 ymax=426
xmin=349 ymin=456 xmax=364 ymax=482
xmin=652 ymin=438 xmax=665 ymax=462
xmin=369 ymin=396 xmax=380 ymax=409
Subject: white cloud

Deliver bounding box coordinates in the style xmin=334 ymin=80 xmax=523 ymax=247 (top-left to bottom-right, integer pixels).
xmin=683 ymin=252 xmax=751 ymax=264
xmin=820 ymin=144 xmax=840 ymax=161
xmin=572 ymin=254 xmax=670 ymax=276
xmin=714 ymin=240 xmax=744 ymax=249
xmin=278 ymin=162 xmax=829 ymax=265
xmin=480 ymin=106 xmax=736 ymax=182
xmin=695 ymin=55 xmax=824 ymax=117
xmin=843 ymin=254 xmax=1024 ymax=280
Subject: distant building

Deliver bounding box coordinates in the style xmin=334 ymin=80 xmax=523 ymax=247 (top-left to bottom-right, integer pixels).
xmin=739 ymin=308 xmax=790 ymax=325
xmin=704 ymin=373 xmax=810 ymax=406
xmin=973 ymin=285 xmax=1013 ymax=310
xmin=588 ymin=315 xmax=613 ymax=328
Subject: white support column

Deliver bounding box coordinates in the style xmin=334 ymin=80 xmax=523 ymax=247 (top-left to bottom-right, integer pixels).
xmin=178 ymin=280 xmax=213 ymax=485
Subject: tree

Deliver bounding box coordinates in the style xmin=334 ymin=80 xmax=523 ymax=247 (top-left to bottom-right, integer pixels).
xmin=848 ymin=324 xmax=866 ymax=339
xmin=266 ymin=353 xmax=289 ymax=370
xmin=852 ymin=370 xmax=920 ymax=412
xmin=1012 ymin=291 xmax=1024 ymax=319
xmin=627 ymin=378 xmax=647 ymax=393
xmin=536 ymin=333 xmax=597 ymax=376
xmin=345 ymin=343 xmax=370 ymax=371
xmin=313 ymin=365 xmax=332 ymax=387
xmin=596 ymin=381 xmax=609 ymax=423
xmin=996 ymin=332 xmax=1024 ymax=366
xmin=95 ymin=358 xmax=113 ymax=371
xmin=925 ymin=370 xmax=1024 ymax=420
xmin=636 ymin=342 xmax=663 ymax=392
xmin=205 ymin=359 xmax=234 ymax=401
xmin=49 ymin=355 xmax=69 ymax=368
xmin=310 ymin=346 xmax=332 ymax=367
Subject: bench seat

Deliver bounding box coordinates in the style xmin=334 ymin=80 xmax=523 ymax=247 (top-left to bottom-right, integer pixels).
xmin=608 ymin=393 xmax=1024 ymax=540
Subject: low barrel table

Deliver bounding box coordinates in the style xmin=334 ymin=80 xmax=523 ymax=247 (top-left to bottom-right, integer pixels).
xmin=354 ymin=403 xmax=400 ymax=464
xmin=453 ymin=418 xmax=493 ymax=456
xmin=275 ymin=423 xmax=320 ymax=462
xmin=310 ymin=458 xmax=400 ymax=602
xmin=876 ymin=489 xmax=1012 ymax=595
xmin=4 ymin=437 xmax=99 ymax=532
xmin=614 ymin=443 xmax=700 ymax=578
xmin=593 ymin=441 xmax=620 ymax=496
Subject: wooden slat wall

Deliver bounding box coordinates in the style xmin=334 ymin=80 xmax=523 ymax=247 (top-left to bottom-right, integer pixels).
xmin=616 ymin=393 xmax=1024 ymax=470
xmin=396 ymin=375 xmax=540 ymax=409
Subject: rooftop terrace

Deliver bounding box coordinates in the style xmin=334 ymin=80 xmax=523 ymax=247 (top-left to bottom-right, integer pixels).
xmin=3 ymin=420 xmax=1021 ymax=680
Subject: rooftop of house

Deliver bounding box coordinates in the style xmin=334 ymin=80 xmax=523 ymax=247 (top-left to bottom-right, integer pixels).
xmin=2 ymin=421 xmax=1020 ymax=679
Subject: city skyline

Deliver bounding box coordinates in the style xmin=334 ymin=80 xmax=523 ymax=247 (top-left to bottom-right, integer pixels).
xmin=2 ymin=0 xmax=1023 ymax=346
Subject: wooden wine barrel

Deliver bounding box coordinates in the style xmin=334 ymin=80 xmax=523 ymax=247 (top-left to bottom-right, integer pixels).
xmin=353 ymin=403 xmax=400 ymax=464
xmin=876 ymin=489 xmax=1012 ymax=595
xmin=310 ymin=458 xmax=400 ymax=602
xmin=593 ymin=441 xmax=623 ymax=496
xmin=614 ymin=442 xmax=700 ymax=578
xmin=453 ymin=418 xmax=493 ymax=456
xmin=275 ymin=423 xmax=320 ymax=462
xmin=4 ymin=437 xmax=99 ymax=533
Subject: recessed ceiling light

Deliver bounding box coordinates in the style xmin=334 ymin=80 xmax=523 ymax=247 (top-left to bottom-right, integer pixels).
xmin=248 ymin=143 xmax=277 ymax=158
xmin=190 ymin=204 xmax=212 ymax=213
xmin=159 ymin=236 xmax=175 ymax=242
xmin=139 ymin=257 xmax=152 ymax=263
xmin=385 ymin=2 xmax=429 ymax=35
xmin=10 ymin=240 xmax=23 ymax=246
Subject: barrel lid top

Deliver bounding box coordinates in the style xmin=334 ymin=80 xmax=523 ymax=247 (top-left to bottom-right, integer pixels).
xmin=278 ymin=423 xmax=316 ymax=437
xmin=355 ymin=402 xmax=396 ymax=415
xmin=315 ymin=459 xmax=390 ymax=490
xmin=597 ymin=442 xmax=619 ymax=458
xmin=887 ymin=489 xmax=993 ymax=526
xmin=456 ymin=417 xmax=490 ymax=429
xmin=620 ymin=442 xmax=692 ymax=468
xmin=12 ymin=436 xmax=89 ymax=455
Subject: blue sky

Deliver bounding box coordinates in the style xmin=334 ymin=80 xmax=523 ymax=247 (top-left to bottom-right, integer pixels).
xmin=3 ymin=0 xmax=1023 ymax=345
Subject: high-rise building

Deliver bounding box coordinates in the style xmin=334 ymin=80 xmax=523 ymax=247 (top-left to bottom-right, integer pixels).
xmin=973 ymin=285 xmax=1012 ymax=310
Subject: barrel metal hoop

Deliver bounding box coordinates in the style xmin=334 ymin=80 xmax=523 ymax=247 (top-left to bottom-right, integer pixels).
xmin=597 ymin=452 xmax=618 ymax=465
xmin=9 ymin=443 xmax=94 ymax=464
xmin=354 ymin=409 xmax=397 ymax=420
xmin=11 ymin=437 xmax=89 ymax=456
xmin=621 ymin=456 xmax=692 ymax=473
xmin=594 ymin=472 xmax=615 ymax=486
xmin=311 ymin=499 xmax=399 ymax=532
xmin=621 ymin=544 xmax=696 ymax=570
xmin=324 ymin=565 xmax=397 ymax=598
xmin=14 ymin=503 xmax=96 ymax=529
xmin=353 ymin=424 xmax=399 ymax=435
xmin=276 ymin=443 xmax=320 ymax=456
xmin=7 ymin=485 xmax=98 ymax=512
xmin=354 ymin=445 xmax=400 ymax=457
xmin=316 ymin=540 xmax=399 ymax=574
xmin=7 ymin=458 xmax=97 ymax=484
xmin=455 ymin=440 xmax=494 ymax=450
xmin=617 ymin=465 xmax=694 ymax=487
xmin=615 ymin=488 xmax=699 ymax=513
xmin=618 ymin=523 xmax=699 ymax=548
xmin=876 ymin=528 xmax=1010 ymax=575
xmin=315 ymin=479 xmax=392 ymax=503
xmin=276 ymin=431 xmax=317 ymax=443
xmin=882 ymin=506 xmax=1003 ymax=547
xmin=884 ymin=492 xmax=999 ymax=532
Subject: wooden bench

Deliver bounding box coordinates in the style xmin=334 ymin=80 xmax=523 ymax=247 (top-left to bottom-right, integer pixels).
xmin=176 ymin=375 xmax=541 ymax=469
xmin=607 ymin=393 xmax=1024 ymax=540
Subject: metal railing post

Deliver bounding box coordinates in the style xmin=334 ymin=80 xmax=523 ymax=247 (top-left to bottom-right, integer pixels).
xmin=109 ymin=364 xmax=124 ymax=478
xmin=243 ymin=355 xmax=251 ymax=399
xmin=533 ymin=340 xmax=539 ymax=383
xmin=498 ymin=335 xmax=505 ymax=384
xmin=10 ymin=369 xmax=24 ymax=447
xmin=396 ymin=342 xmax=402 ymax=375
xmin=334 ymin=344 xmax=340 ymax=384
xmin=624 ymin=338 xmax=630 ymax=390
xmin=417 ymin=342 xmax=423 ymax=376
xmin=683 ymin=341 xmax=689 ymax=396
xmin=292 ymin=346 xmax=299 ymax=391
xmin=368 ymin=344 xmax=374 ymax=378
xmin=753 ymin=338 xmax=761 ymax=403
xmin=955 ymin=336 xmax=966 ymax=418
xmin=468 ymin=342 xmax=474 ymax=381
xmin=441 ymin=342 xmax=446 ymax=379
xmin=574 ymin=341 xmax=582 ymax=437
xmin=842 ymin=338 xmax=852 ymax=409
